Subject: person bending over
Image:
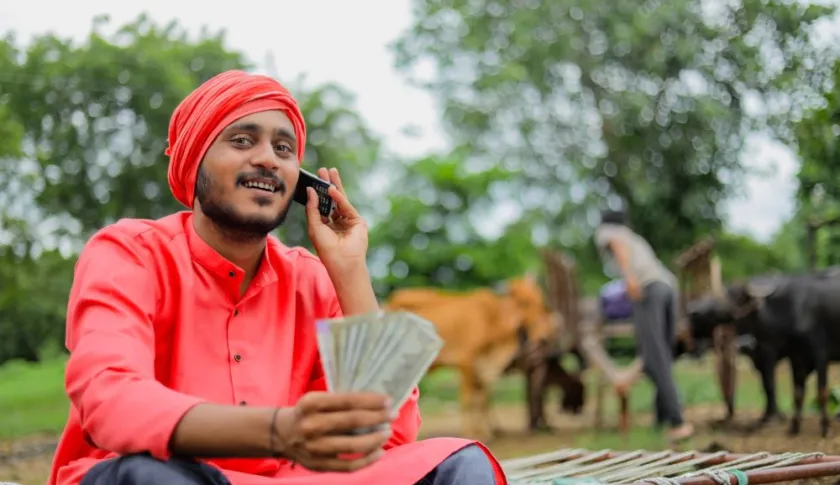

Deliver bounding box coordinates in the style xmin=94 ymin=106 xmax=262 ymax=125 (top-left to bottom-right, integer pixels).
xmin=594 ymin=209 xmax=694 ymax=442
xmin=46 ymin=70 xmax=505 ymax=485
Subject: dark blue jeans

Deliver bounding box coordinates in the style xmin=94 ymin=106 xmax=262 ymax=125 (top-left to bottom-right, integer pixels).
xmin=80 ymin=444 xmax=497 ymax=485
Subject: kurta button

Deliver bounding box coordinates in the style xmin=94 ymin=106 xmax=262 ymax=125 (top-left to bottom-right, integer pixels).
xmin=233 ymin=353 xmax=242 ymax=362
xmin=233 ymin=309 xmax=239 ymax=316
xmin=239 ymin=401 xmax=247 ymax=406
xmin=228 ymin=270 xmax=235 ymax=277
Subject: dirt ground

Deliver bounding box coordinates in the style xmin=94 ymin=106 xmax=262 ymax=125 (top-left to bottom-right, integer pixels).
xmin=4 ymin=401 xmax=840 ymax=485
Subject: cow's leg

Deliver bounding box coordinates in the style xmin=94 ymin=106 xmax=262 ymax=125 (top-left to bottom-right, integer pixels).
xmin=748 ymin=344 xmax=783 ymax=430
xmin=458 ymin=362 xmax=488 ymax=440
xmin=475 ymin=379 xmax=496 ymax=438
xmin=816 ymin=355 xmax=830 ymax=438
xmin=476 ymin=343 xmax=521 ymax=437
xmin=787 ymin=354 xmax=808 ymax=436
xmin=526 ymin=359 xmax=550 ymax=431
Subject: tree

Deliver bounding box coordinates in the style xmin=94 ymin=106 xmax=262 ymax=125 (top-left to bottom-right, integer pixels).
xmin=367 ymin=148 xmax=538 ymax=297
xmin=391 ymin=0 xmax=835 ymax=254
xmin=0 ymin=249 xmax=75 ymax=364
xmin=791 ymin=53 xmax=840 ymax=268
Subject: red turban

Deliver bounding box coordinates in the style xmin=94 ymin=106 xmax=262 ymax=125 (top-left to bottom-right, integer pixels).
xmin=165 ymin=70 xmax=307 ymax=208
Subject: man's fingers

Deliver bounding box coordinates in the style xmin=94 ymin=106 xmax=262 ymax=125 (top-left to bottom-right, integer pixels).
xmin=327 ymin=167 xmax=347 ymax=195
xmin=327 ymin=186 xmax=360 ymax=220
xmin=304 ymin=427 xmax=391 ymax=456
xmin=299 ymin=391 xmax=391 ymax=414
xmin=304 ymin=187 xmax=323 ymax=226
xmin=317 ymin=167 xmax=330 ymax=182
xmin=299 ymin=409 xmax=392 ymax=438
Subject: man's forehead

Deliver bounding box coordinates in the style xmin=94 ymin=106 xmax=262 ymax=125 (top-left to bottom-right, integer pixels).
xmin=223 ymin=110 xmax=296 ymax=138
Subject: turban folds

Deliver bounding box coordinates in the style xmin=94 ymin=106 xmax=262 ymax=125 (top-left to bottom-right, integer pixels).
xmin=165 ymin=70 xmax=307 ymax=208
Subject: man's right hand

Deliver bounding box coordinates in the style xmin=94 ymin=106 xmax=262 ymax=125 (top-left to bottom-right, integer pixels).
xmin=626 ymin=277 xmax=642 ymax=301
xmin=272 ymin=391 xmax=396 ymax=472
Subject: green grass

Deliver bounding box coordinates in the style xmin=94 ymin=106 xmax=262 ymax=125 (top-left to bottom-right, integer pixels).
xmin=0 ymin=354 xmax=785 ymax=443
xmin=419 ymin=354 xmax=771 ymax=416
xmin=0 ymin=358 xmax=70 ymax=440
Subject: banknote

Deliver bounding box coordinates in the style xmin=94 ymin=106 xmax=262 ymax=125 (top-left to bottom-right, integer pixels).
xmin=314 ymin=310 xmax=443 ymax=423
xmin=315 ymin=321 xmax=336 ymax=391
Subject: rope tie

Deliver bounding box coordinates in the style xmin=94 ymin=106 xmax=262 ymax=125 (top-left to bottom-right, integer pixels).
xmin=698 ymin=469 xmax=749 ymax=485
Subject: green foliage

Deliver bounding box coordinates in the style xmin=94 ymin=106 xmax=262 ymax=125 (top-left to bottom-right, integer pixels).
xmin=368 ymin=148 xmax=540 ymax=297
xmin=391 ymin=0 xmax=835 ymax=256
xmin=715 ymin=231 xmax=798 ymax=281
xmin=793 ymin=50 xmax=840 ymax=268
xmin=767 ymin=215 xmax=810 ymax=271
xmin=0 ymin=251 xmax=74 ymax=364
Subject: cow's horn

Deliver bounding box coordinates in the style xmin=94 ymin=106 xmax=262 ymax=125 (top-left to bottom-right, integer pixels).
xmin=746 ymin=282 xmax=775 ymax=299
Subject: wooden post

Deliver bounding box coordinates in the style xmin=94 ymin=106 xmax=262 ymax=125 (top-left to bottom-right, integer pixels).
xmin=543 ymin=249 xmax=634 ymax=434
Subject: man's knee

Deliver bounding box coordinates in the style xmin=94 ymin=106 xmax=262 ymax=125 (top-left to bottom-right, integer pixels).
xmin=435 ymin=444 xmax=496 ymax=484
xmin=81 ymin=453 xmax=229 ymax=485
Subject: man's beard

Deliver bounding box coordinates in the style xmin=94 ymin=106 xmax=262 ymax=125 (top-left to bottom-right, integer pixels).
xmin=194 ymin=165 xmax=291 ymax=243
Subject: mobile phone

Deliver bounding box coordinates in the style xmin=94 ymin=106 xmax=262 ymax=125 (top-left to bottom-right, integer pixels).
xmin=293 ymin=168 xmax=338 ymax=220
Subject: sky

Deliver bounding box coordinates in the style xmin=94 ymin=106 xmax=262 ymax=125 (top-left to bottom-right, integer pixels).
xmin=0 ymin=0 xmax=802 ymax=243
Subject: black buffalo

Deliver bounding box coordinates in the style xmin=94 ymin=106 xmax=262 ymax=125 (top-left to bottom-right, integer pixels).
xmin=687 ymin=267 xmax=840 ymax=437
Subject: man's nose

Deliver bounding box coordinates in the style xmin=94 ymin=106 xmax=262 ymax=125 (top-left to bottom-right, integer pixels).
xmin=249 ymin=141 xmax=281 ymax=171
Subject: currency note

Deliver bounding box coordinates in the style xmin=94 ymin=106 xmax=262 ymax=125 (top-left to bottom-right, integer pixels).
xmin=344 ymin=319 xmax=366 ymax=390
xmin=332 ymin=317 xmax=348 ymax=391
xmin=337 ymin=311 xmax=382 ymax=390
xmin=359 ymin=314 xmax=440 ymax=398
xmin=315 ymin=320 xmax=337 ymax=392
xmin=364 ymin=319 xmax=443 ymax=411
xmin=317 ymin=311 xmax=443 ymax=412
xmin=349 ymin=315 xmax=386 ymax=390
xmin=353 ymin=312 xmax=407 ymax=390
xmin=353 ymin=314 xmax=413 ymax=391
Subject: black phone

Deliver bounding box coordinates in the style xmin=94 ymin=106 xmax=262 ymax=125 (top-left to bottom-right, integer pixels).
xmin=293 ymin=168 xmax=338 ymax=220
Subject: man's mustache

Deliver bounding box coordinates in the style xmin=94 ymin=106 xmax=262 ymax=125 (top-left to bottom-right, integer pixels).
xmin=236 ymin=169 xmax=287 ymax=194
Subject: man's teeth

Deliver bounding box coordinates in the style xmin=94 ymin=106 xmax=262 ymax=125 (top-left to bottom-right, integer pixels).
xmin=243 ymin=181 xmax=276 ymax=192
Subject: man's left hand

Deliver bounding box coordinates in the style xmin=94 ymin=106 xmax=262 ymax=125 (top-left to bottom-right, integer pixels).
xmin=305 ymin=168 xmax=368 ymax=272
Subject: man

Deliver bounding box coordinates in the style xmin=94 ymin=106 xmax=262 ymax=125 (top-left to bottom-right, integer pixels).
xmin=593 ymin=209 xmax=693 ymax=442
xmin=46 ymin=70 xmax=505 ymax=485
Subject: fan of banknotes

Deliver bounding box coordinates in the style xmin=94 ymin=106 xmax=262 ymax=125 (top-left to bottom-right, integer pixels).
xmin=315 ymin=310 xmax=444 ymax=413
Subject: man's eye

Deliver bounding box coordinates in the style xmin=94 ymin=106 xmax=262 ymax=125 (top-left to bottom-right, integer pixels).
xmin=276 ymin=144 xmax=292 ymax=152
xmin=232 ymin=136 xmax=252 ymax=146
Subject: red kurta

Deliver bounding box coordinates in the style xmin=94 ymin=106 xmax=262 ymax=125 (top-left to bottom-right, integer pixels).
xmin=47 ymin=211 xmax=507 ymax=485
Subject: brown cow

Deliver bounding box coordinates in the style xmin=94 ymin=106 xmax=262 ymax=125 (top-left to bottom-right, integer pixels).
xmin=383 ymin=274 xmax=562 ymax=440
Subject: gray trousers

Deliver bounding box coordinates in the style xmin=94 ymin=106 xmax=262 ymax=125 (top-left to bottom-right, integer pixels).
xmin=633 ymin=281 xmax=684 ymax=427
xmin=80 ymin=444 xmax=496 ymax=485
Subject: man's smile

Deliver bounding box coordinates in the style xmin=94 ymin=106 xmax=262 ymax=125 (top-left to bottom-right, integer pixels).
xmin=239 ymin=176 xmax=286 ymax=195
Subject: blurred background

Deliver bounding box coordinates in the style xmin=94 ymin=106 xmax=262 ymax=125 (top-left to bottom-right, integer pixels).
xmin=3 ymin=0 xmax=840 ymax=483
